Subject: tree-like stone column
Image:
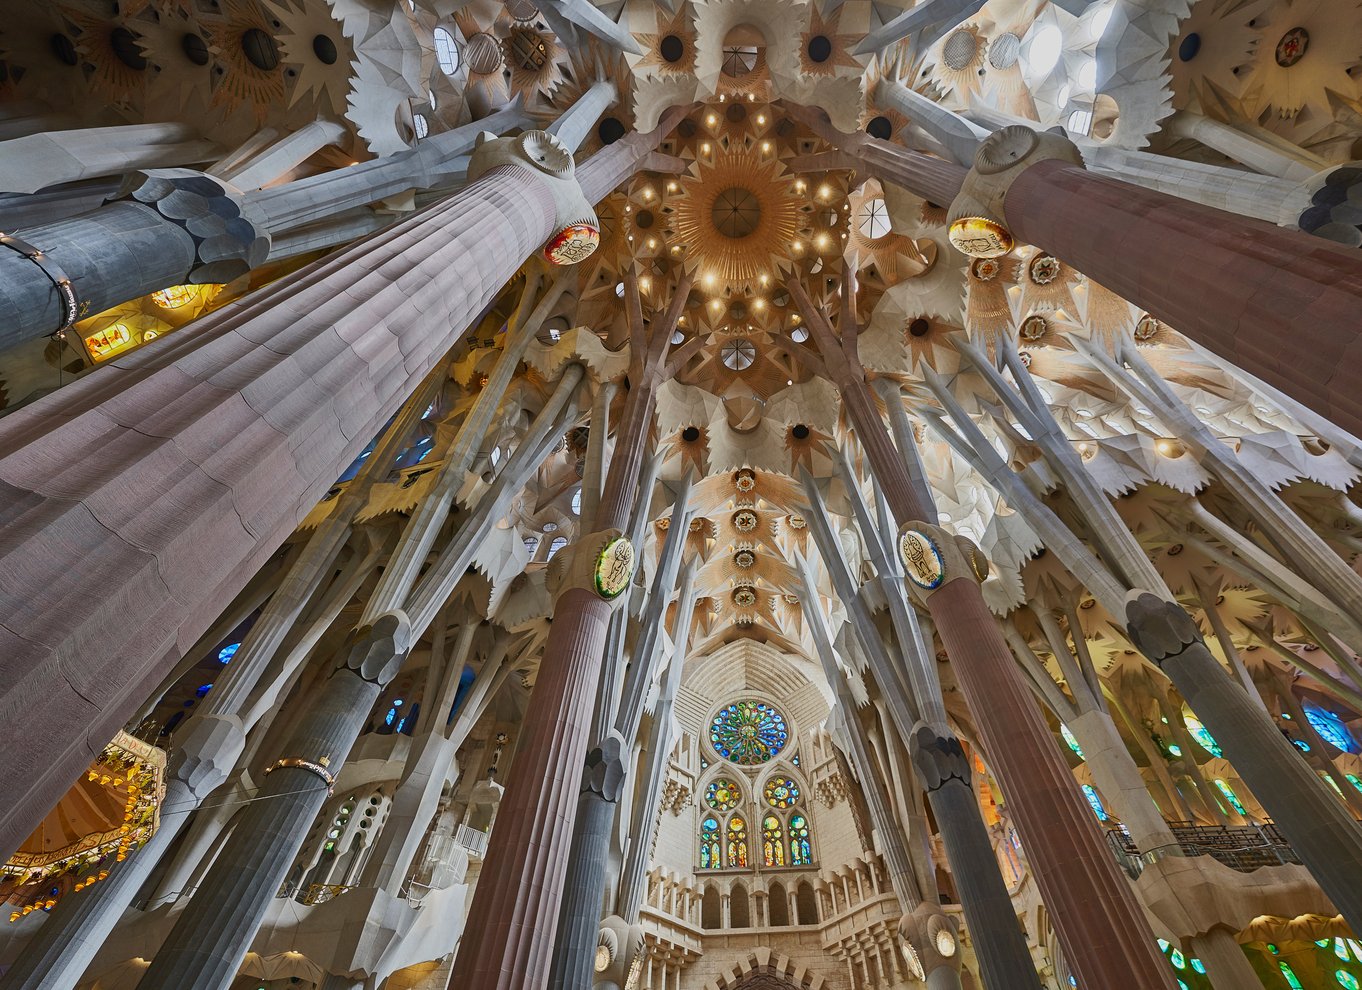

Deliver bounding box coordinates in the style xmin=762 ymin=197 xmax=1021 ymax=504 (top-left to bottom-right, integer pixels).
xmin=950 ymin=125 xmax=1362 ymax=440
xmin=786 ymin=277 xmax=1176 ymax=990
xmin=136 ymin=614 xmax=412 ymax=990
xmin=447 ymin=271 xmax=692 ymax=990
xmin=1126 ymin=593 xmax=1362 ymax=930
xmin=0 ymin=132 xmax=587 ymax=863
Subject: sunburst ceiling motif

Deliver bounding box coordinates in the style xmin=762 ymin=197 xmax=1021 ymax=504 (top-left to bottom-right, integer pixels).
xmin=668 ymin=149 xmax=801 ymax=290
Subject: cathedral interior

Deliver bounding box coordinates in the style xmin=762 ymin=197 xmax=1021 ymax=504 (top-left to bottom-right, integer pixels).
xmin=3 ymin=0 xmax=1362 ymax=987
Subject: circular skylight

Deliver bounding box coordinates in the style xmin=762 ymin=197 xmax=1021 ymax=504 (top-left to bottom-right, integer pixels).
xmin=856 ymin=198 xmax=891 ymax=240
xmin=1024 ymin=24 xmax=1063 ymax=77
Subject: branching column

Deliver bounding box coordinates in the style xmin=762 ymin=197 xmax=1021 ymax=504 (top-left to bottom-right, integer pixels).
xmin=787 ymin=278 xmax=1174 ymax=990
xmin=448 ymin=271 xmax=692 ymax=990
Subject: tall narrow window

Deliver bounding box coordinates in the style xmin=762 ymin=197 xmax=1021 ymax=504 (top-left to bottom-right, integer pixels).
xmin=762 ymin=814 xmax=785 ymax=867
xmin=726 ymin=816 xmax=749 ymax=868
xmin=700 ymin=816 xmax=721 ymax=870
xmin=1213 ymin=779 xmax=1247 ymax=816
xmin=789 ymin=814 xmax=811 ymax=865
xmin=1081 ymin=784 xmax=1109 ymax=822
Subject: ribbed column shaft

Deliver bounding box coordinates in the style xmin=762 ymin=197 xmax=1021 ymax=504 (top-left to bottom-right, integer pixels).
xmin=547 ymin=784 xmax=619 ymax=989
xmin=0 ymin=164 xmax=555 ymax=860
xmin=136 ymin=669 xmax=382 ymax=990
xmin=1004 ymin=159 xmax=1362 ymax=441
xmin=448 ymin=589 xmax=614 ymax=989
xmin=839 ymin=378 xmax=1175 ymax=990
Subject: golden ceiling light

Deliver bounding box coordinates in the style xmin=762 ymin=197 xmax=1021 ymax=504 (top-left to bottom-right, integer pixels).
xmin=668 ymin=148 xmax=801 ymax=291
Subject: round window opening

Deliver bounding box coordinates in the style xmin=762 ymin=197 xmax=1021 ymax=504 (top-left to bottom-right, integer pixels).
xmin=712 ymin=187 xmax=762 ymax=238
xmin=710 ymin=700 xmax=789 ymax=765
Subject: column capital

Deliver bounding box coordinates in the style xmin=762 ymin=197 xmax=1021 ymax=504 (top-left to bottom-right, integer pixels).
xmin=899 ymin=905 xmax=964 ymax=982
xmin=896 ymin=521 xmax=989 ymax=603
xmin=1124 ymin=592 xmax=1203 ymax=669
xmin=548 ymin=528 xmax=636 ymax=606
xmin=468 ymin=130 xmax=599 ymax=265
xmin=581 ymin=730 xmax=628 ymax=802
xmin=947 ymin=125 xmax=1084 ymax=258
xmin=337 ymin=610 xmax=412 ymax=684
xmin=908 ymin=724 xmax=972 ymax=794
xmin=130 ymin=168 xmax=270 ymax=281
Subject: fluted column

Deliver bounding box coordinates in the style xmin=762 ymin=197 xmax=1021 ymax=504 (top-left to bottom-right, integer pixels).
xmin=786 ymin=278 xmax=1174 ymax=990
xmin=0 ymin=147 xmax=565 ymax=861
xmin=137 ymin=614 xmax=412 ymax=990
xmin=449 ymin=271 xmax=689 ymax=990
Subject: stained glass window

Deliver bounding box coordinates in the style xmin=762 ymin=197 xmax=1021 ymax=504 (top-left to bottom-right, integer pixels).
xmin=218 ymin=643 xmax=240 ymax=664
xmin=700 ymin=816 xmax=721 ymax=869
xmin=1213 ymin=779 xmax=1247 ymax=816
xmin=705 ymin=779 xmax=739 ymax=811
xmin=1082 ymin=784 xmax=1109 ymax=822
xmin=1184 ymin=716 xmax=1222 ymax=757
xmin=1060 ymin=724 xmax=1084 ymax=759
xmin=1337 ymin=971 xmax=1359 ymax=990
xmin=1305 ymin=704 xmax=1361 ymax=754
xmin=789 ymin=814 xmax=811 ymax=865
xmin=710 ymin=700 xmax=788 ymax=765
xmin=1279 ymin=962 xmax=1303 ymax=989
xmin=764 ymin=776 xmax=800 ymax=809
xmin=1336 ymin=939 xmax=1351 ymax=961
xmin=762 ymin=814 xmax=785 ymax=866
xmin=726 ymin=816 xmax=749 ymax=868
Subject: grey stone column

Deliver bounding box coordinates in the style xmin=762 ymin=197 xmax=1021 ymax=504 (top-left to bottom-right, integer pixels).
xmin=0 ymin=122 xmax=218 ymax=194
xmin=1126 ymin=593 xmax=1362 ymax=931
xmin=547 ymin=733 xmax=627 ymax=990
xmin=217 ymin=118 xmax=348 ymax=191
xmin=1190 ymin=928 xmax=1264 ymax=990
xmin=136 ymin=613 xmax=411 ymax=990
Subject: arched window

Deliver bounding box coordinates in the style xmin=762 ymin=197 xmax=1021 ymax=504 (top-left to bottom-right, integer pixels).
xmin=768 ymin=881 xmax=789 ymax=926
xmin=547 ymin=536 xmax=568 ymax=559
xmin=726 ymin=816 xmax=749 ymax=868
xmin=700 ymin=816 xmax=721 ymax=870
xmin=795 ymin=881 xmax=819 ymax=924
xmin=729 ymin=881 xmax=751 ymax=927
xmin=762 ymin=814 xmax=785 ymax=867
xmin=1060 ymin=724 xmax=1084 ymax=759
xmin=1213 ymin=779 xmax=1247 ymax=816
xmin=1305 ymin=704 xmax=1360 ymax=753
xmin=1184 ymin=715 xmax=1223 ymax=757
xmin=789 ymin=814 xmax=812 ymax=865
xmin=701 ymin=885 xmax=721 ymax=929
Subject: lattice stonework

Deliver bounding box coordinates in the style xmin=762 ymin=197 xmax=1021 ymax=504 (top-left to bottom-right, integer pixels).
xmin=709 ymin=700 xmax=789 ymax=765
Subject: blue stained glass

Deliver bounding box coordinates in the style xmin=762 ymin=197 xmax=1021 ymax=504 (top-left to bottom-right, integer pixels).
xmin=218 ymin=643 xmax=240 ymax=664
xmin=385 ymin=708 xmax=396 ymax=726
xmin=1292 ymin=738 xmax=1312 ymax=754
xmin=1213 ymin=779 xmax=1247 ymax=816
xmin=1339 ymin=969 xmax=1361 ymax=990
xmin=1305 ymin=704 xmax=1361 ymax=754
xmin=1191 ymin=958 xmax=1206 ymax=974
xmin=699 ymin=816 xmax=721 ymax=869
xmin=1082 ymin=784 xmax=1109 ymax=822
xmin=1170 ymin=949 xmax=1185 ymax=970
xmin=1061 ymin=724 xmax=1084 ymax=759
xmin=1332 ymin=939 xmax=1348 ymax=959
xmin=710 ymin=700 xmax=789 ymax=765
xmin=195 ymin=683 xmax=213 ymax=698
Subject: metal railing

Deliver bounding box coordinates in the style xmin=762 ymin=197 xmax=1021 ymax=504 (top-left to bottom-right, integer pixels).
xmin=1107 ymin=822 xmax=1301 ymax=879
xmin=454 ymin=823 xmax=489 ymax=859
xmin=300 ymin=882 xmax=355 ymax=905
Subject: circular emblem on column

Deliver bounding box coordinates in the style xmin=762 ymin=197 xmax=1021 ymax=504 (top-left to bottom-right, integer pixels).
xmin=900 ymin=529 xmax=946 ymax=590
xmin=544 ymin=223 xmax=600 ymax=265
xmin=594 ymin=536 xmax=636 ymax=599
xmin=948 ymin=217 xmax=1014 ymax=258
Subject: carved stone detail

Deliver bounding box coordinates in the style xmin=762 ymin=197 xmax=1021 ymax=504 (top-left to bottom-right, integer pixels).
xmin=1125 ymin=591 xmax=1203 ymax=668
xmin=909 ymin=724 xmax=972 ymax=793
xmin=338 ymin=610 xmax=412 ymax=685
xmin=130 ymin=169 xmax=270 ymax=282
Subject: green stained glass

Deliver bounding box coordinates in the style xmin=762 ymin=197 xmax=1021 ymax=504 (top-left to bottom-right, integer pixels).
xmin=762 ymin=814 xmax=785 ymax=866
xmin=700 ymin=816 xmax=721 ymax=870
xmin=1185 ymin=716 xmax=1222 ymax=757
xmin=1279 ymin=962 xmax=1303 ymax=989
xmin=1338 ymin=969 xmax=1360 ymax=990
xmin=789 ymin=814 xmax=812 ymax=865
xmin=1170 ymin=949 xmax=1186 ymax=970
xmin=1061 ymin=724 xmax=1084 ymax=759
xmin=1213 ymin=779 xmax=1247 ymax=816
xmin=710 ymin=700 xmax=789 ymax=765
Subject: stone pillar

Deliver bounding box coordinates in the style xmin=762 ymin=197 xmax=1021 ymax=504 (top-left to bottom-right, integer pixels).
xmin=137 ymin=613 xmax=411 ymax=990
xmin=0 ymin=132 xmax=583 ymax=862
xmin=1190 ymin=928 xmax=1263 ymax=990
xmin=949 ymin=125 xmax=1362 ymax=439
xmin=217 ymin=118 xmax=349 ymax=191
xmin=448 ymin=273 xmax=688 ymax=990
xmin=1126 ymin=593 xmax=1362 ymax=931
xmin=785 ymin=279 xmax=1174 ymax=990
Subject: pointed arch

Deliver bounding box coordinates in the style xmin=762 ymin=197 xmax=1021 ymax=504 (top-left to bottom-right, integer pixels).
xmin=700 ymin=814 xmax=722 ymax=870
xmin=726 ymin=815 xmax=750 ymax=868
xmin=768 ymin=880 xmax=790 ymax=926
xmin=701 ymin=883 xmax=722 ymax=929
xmin=761 ymin=813 xmax=785 ymax=867
xmin=730 ymin=879 xmax=751 ymax=927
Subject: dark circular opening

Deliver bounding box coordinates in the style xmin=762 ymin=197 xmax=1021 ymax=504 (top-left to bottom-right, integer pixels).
xmin=792 ymin=424 xmax=811 ymax=440
xmin=50 ymin=33 xmax=78 ymax=66
xmin=1178 ymin=32 xmax=1201 ymax=62
xmin=241 ymin=28 xmax=280 ymax=71
xmin=866 ymin=115 xmax=893 ymax=140
xmin=682 ymin=426 xmax=701 ymax=442
xmin=908 ymin=318 xmax=930 ymax=337
xmin=181 ymin=32 xmax=210 ymax=65
xmin=597 ymin=116 xmax=626 ymax=145
xmin=711 ymin=187 xmax=761 ymax=238
xmin=659 ymin=34 xmax=685 ymax=63
xmin=725 ymin=103 xmax=748 ymax=123
xmin=676 ymin=118 xmax=697 ymax=138
xmin=634 ymin=209 xmax=655 ymax=229
xmin=312 ymin=34 xmax=337 ymax=64
xmin=807 ymin=35 xmax=832 ymax=62
xmin=111 ymin=27 xmax=147 ymax=70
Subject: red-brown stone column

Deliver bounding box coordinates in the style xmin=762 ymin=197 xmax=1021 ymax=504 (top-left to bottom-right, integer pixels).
xmin=448 ymin=272 xmax=689 ymax=989
xmin=994 ymin=160 xmax=1362 ymax=440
